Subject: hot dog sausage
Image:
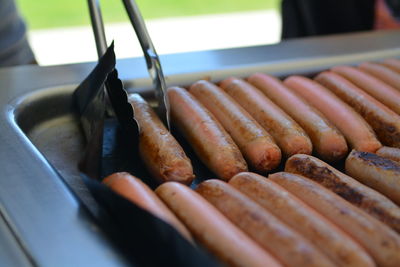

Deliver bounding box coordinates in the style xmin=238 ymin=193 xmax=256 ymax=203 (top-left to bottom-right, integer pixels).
xmin=189 ymin=80 xmax=281 ymax=172
xmin=103 ymin=172 xmax=192 ymax=241
xmin=285 ymin=154 xmax=400 ymax=233
xmin=284 ymin=75 xmax=381 ymax=153
xmin=331 ymin=65 xmax=400 ymax=115
xmin=128 ymin=93 xmax=194 ymax=184
xmin=229 ymin=172 xmax=374 ymax=267
xmin=196 ymin=179 xmax=335 ymax=267
xmin=315 ymin=71 xmax=400 ymax=148
xmin=167 ymin=87 xmax=247 ymax=180
xmin=376 ymin=146 xmax=400 ymax=163
xmin=346 ymin=150 xmax=400 ymax=206
xmin=247 ymin=73 xmax=348 ymax=162
xmin=382 ymin=58 xmax=400 ymax=74
xmin=219 ymin=77 xmax=312 ymax=157
xmin=155 ymin=182 xmax=282 ymax=267
xmin=270 ymin=172 xmax=400 ymax=267
xmin=359 ymin=62 xmax=400 ymax=91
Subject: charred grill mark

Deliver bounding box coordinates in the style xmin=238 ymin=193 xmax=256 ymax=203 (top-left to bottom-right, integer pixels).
xmin=290 ymin=157 xmax=400 ymax=233
xmin=336 ymin=190 xmax=364 ymax=205
xmin=291 ymin=158 xmax=400 ymax=230
xmin=332 ymin=88 xmax=400 ymax=147
xmin=370 ymin=205 xmax=386 ymax=218
xmin=368 ymin=205 xmax=400 ymax=230
xmin=352 ymin=151 xmax=400 ymax=171
xmin=289 ymin=158 xmax=364 ymax=205
xmin=368 ymin=115 xmax=400 ymax=147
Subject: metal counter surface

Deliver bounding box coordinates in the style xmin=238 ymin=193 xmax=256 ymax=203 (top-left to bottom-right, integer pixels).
xmin=0 ymin=30 xmax=399 ymax=266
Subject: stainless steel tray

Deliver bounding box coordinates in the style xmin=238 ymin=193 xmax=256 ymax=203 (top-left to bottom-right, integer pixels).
xmin=1 ymin=30 xmax=400 ymax=266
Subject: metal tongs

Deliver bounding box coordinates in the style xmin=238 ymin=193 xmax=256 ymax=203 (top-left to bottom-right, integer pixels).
xmin=87 ymin=0 xmax=171 ymax=130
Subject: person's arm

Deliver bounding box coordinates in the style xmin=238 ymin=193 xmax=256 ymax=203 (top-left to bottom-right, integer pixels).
xmin=0 ymin=0 xmax=36 ymax=67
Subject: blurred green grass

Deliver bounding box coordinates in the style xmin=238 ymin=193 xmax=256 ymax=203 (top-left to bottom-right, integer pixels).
xmin=16 ymin=0 xmax=280 ymax=29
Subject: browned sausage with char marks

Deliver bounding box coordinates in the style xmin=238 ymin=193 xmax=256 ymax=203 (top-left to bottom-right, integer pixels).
xmin=285 ymin=154 xmax=400 ymax=233
xmin=270 ymin=172 xmax=400 ymax=267
xmin=247 ymin=73 xmax=348 ymax=162
xmin=315 ymin=71 xmax=400 ymax=148
xmin=219 ymin=77 xmax=312 ymax=158
xmin=189 ymin=80 xmax=281 ymax=173
xmin=167 ymin=87 xmax=247 ymax=181
xmin=156 ymin=182 xmax=282 ymax=267
xmin=196 ymin=179 xmax=336 ymax=267
xmin=128 ymin=93 xmax=194 ymax=184
xmin=229 ymin=172 xmax=375 ymax=267
xmin=284 ymin=75 xmax=381 ymax=153
xmin=346 ymin=150 xmax=400 ymax=206
xmin=377 ymin=146 xmax=400 ymax=163
xmin=359 ymin=62 xmax=400 ymax=91
xmin=332 ymin=65 xmax=400 ymax=115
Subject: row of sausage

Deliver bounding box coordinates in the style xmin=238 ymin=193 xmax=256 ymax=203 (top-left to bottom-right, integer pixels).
xmin=99 ymin=58 xmax=400 ymax=266
xmin=103 ymin=151 xmax=400 ymax=267
xmin=129 ymin=58 xmax=400 ymax=185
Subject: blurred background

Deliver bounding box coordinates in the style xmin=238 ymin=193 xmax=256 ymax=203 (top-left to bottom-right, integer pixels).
xmin=15 ymin=0 xmax=281 ymax=66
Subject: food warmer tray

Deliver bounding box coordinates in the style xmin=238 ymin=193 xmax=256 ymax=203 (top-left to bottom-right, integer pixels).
xmin=1 ymin=30 xmax=400 ymax=267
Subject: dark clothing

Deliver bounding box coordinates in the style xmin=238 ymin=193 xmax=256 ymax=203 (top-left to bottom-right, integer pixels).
xmin=386 ymin=0 xmax=400 ymax=19
xmin=0 ymin=0 xmax=35 ymax=67
xmin=281 ymin=0 xmax=376 ymax=39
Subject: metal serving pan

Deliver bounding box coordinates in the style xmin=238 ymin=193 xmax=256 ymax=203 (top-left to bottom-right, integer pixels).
xmin=1 ymin=30 xmax=400 ymax=266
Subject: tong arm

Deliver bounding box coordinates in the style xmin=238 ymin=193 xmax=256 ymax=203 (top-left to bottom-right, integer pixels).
xmin=122 ymin=0 xmax=171 ymax=130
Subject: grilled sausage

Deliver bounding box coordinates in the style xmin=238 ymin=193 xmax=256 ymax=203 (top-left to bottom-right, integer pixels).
xmin=189 ymin=80 xmax=281 ymax=172
xmin=196 ymin=179 xmax=335 ymax=267
xmin=247 ymin=73 xmax=348 ymax=161
xmin=382 ymin=58 xmax=400 ymax=73
xmin=359 ymin=62 xmax=400 ymax=91
xmin=377 ymin=146 xmax=400 ymax=163
xmin=346 ymin=150 xmax=400 ymax=206
xmin=284 ymin=75 xmax=381 ymax=152
xmin=128 ymin=93 xmax=194 ymax=184
xmin=155 ymin=182 xmax=282 ymax=267
xmin=315 ymin=71 xmax=400 ymax=148
xmin=167 ymin=87 xmax=247 ymax=180
xmin=219 ymin=77 xmax=312 ymax=157
xmin=331 ymin=65 xmax=400 ymax=115
xmin=285 ymin=154 xmax=400 ymax=233
xmin=229 ymin=172 xmax=374 ymax=267
xmin=270 ymin=172 xmax=400 ymax=267
xmin=103 ymin=172 xmax=192 ymax=241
